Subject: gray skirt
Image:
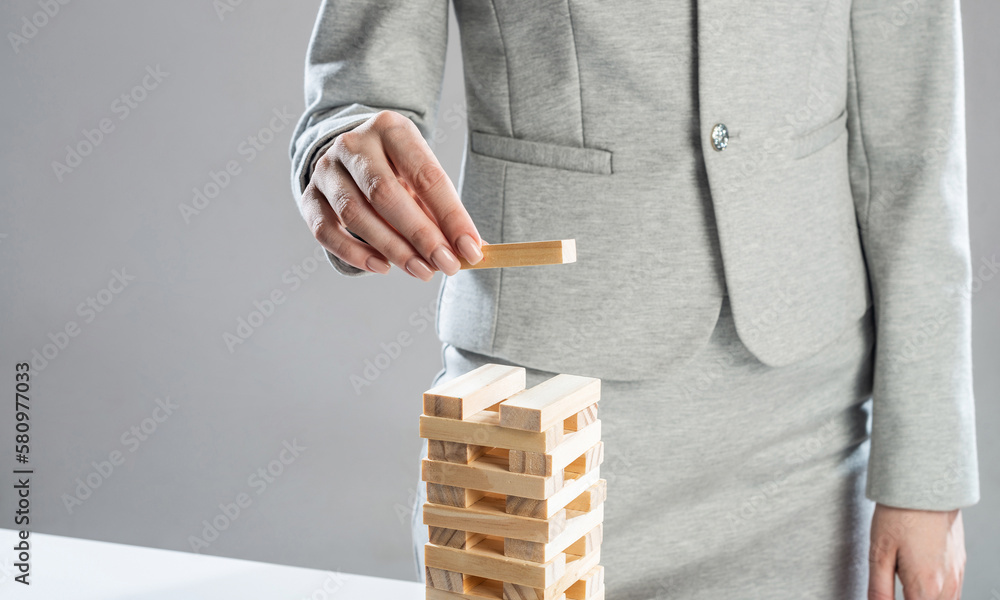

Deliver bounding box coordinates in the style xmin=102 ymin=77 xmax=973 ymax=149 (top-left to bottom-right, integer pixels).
xmin=412 ymin=295 xmax=876 ymax=600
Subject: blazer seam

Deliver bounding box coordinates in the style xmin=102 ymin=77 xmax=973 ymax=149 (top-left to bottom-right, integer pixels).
xmin=802 ymin=0 xmax=835 ymax=130
xmin=487 ymin=0 xmax=515 ymax=137
xmin=565 ymin=0 xmax=587 ymax=146
xmin=489 ymin=163 xmax=508 ymax=356
xmin=848 ymin=17 xmax=874 ymax=232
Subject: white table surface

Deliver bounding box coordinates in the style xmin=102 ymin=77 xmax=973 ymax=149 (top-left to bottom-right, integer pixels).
xmin=0 ymin=528 xmax=424 ymax=599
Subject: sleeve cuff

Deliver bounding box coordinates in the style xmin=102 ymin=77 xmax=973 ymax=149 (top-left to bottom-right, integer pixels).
xmin=292 ymin=110 xmax=377 ymax=277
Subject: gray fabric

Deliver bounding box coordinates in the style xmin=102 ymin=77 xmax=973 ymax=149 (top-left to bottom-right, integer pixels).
xmin=414 ymin=296 xmax=878 ymax=599
xmin=289 ymin=0 xmax=979 ymax=511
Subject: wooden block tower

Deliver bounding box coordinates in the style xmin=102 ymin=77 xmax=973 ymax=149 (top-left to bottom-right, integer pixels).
xmin=419 ymin=363 xmax=606 ymax=600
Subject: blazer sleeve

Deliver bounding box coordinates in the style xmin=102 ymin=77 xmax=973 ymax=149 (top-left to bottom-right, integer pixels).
xmin=288 ymin=0 xmax=451 ymax=276
xmin=846 ymin=0 xmax=979 ymax=510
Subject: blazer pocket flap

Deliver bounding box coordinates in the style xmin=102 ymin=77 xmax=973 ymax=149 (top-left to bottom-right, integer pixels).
xmin=790 ymin=109 xmax=848 ymax=159
xmin=470 ymin=131 xmax=613 ymax=174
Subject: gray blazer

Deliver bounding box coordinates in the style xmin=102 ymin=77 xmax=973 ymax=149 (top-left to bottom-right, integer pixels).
xmin=289 ymin=0 xmax=979 ymax=510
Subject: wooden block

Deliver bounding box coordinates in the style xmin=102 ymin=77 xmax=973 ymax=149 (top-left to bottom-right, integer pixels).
xmin=457 ymin=239 xmax=576 ymax=270
xmin=424 ymin=364 xmax=526 ymax=420
xmin=422 ymin=455 xmax=562 ymax=500
xmin=421 ymin=412 xmax=563 ymax=453
xmin=425 ymin=536 xmax=567 ymax=589
xmin=422 ymin=364 xmax=604 ymax=600
xmin=565 ymin=442 xmax=603 ymax=475
xmin=565 ymin=565 xmax=604 ymax=600
xmin=563 ymin=404 xmax=598 ymax=432
xmin=428 ymin=439 xmax=488 ymax=464
xmin=425 ymin=578 xmax=508 ymax=600
xmin=503 ymin=582 xmax=554 ymax=600
xmin=513 ymin=420 xmax=601 ymax=477
xmin=566 ymin=524 xmax=603 ymax=557
xmin=427 ymin=482 xmax=485 ymax=508
xmin=575 ymin=585 xmax=603 ymax=600
xmin=502 ymin=547 xmax=600 ymax=600
xmin=424 ymin=495 xmax=567 ymax=543
xmin=565 ymin=480 xmax=607 ymax=513
xmin=507 ymin=468 xmax=601 ymax=519
xmin=501 ymin=375 xmax=600 ymax=432
xmin=425 ymin=566 xmax=466 ymax=592
xmin=509 ymin=449 xmax=528 ymax=473
xmin=509 ymin=449 xmax=550 ymax=475
xmin=428 ymin=526 xmax=487 ymax=550
xmin=504 ymin=505 xmax=604 ymax=563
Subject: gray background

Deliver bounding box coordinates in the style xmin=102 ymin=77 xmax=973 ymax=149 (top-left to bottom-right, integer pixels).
xmin=0 ymin=0 xmax=996 ymax=595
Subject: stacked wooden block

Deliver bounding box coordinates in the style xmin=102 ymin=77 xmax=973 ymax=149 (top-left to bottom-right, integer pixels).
xmin=419 ymin=364 xmax=606 ymax=600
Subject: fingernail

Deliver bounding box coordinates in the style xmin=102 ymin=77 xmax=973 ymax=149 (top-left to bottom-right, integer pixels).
xmin=431 ymin=245 xmax=461 ymax=276
xmin=366 ymin=256 xmax=391 ymax=274
xmin=456 ymin=234 xmax=483 ymax=265
xmin=406 ymin=257 xmax=435 ymax=281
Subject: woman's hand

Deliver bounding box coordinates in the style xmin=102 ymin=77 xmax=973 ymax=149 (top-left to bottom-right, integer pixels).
xmin=297 ymin=110 xmax=484 ymax=280
xmin=869 ymin=504 xmax=966 ymax=600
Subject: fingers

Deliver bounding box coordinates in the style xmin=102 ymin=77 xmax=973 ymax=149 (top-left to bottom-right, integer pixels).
xmin=869 ymin=527 xmax=898 ymax=600
xmin=868 ymin=563 xmax=897 ymax=600
xmin=375 ymin=112 xmax=484 ymax=265
xmin=870 ymin=505 xmax=967 ymax=600
xmin=950 ymin=511 xmax=966 ymax=600
xmin=297 ymin=182 xmax=390 ymax=274
xmin=306 ymin=109 xmax=485 ymax=278
xmin=322 ymin=160 xmax=436 ymax=281
xmin=330 ymin=116 xmax=464 ymax=276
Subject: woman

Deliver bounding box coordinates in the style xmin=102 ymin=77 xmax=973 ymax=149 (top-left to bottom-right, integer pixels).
xmin=289 ymin=1 xmax=979 ymax=597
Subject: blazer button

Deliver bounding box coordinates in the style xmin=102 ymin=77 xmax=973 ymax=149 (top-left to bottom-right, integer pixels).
xmin=711 ymin=123 xmax=729 ymax=151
